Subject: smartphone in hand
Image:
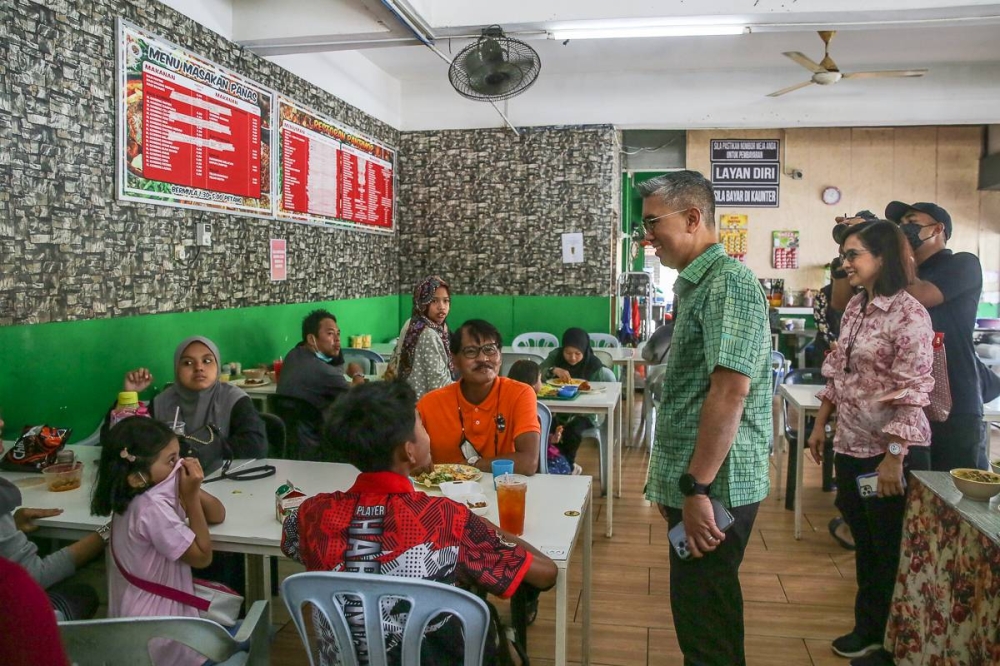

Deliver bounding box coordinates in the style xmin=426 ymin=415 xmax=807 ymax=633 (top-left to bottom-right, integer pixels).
xmin=668 ymin=499 xmax=736 ymax=560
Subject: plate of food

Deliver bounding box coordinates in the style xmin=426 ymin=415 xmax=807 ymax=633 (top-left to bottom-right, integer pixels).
xmin=230 ymin=377 xmax=271 ymax=389
xmin=411 ymin=464 xmax=483 ymax=488
xmin=546 ymin=378 xmax=600 ymax=393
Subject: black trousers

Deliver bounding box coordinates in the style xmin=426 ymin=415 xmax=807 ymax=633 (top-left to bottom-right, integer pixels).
xmin=834 ymin=449 xmax=929 ymax=644
xmin=929 ymin=413 xmax=984 ymax=471
xmin=555 ymin=416 xmax=590 ymax=466
xmin=666 ymin=502 xmax=759 ymax=666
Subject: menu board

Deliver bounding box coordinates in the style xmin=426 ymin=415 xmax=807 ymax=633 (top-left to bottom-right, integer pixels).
xmin=277 ymin=98 xmax=395 ymax=232
xmin=117 ymin=20 xmax=273 ymax=217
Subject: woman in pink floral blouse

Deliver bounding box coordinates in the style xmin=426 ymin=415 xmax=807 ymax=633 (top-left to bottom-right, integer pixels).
xmin=806 ymin=220 xmax=934 ymax=666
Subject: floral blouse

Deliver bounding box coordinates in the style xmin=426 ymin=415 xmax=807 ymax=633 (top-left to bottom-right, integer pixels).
xmin=818 ymin=290 xmax=934 ymax=457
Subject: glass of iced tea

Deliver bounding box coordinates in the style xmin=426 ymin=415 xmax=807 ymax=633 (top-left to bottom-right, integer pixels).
xmin=496 ymin=474 xmax=528 ymax=536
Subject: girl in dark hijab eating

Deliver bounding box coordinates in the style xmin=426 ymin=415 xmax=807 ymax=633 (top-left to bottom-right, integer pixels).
xmin=539 ymin=328 xmax=616 ymax=470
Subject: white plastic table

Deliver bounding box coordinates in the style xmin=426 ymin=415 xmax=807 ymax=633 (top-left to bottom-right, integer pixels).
xmin=540 ymin=381 xmax=622 ymax=538
xmin=2 ymin=446 xmax=593 ymax=666
xmin=778 ymin=384 xmax=1000 ymax=540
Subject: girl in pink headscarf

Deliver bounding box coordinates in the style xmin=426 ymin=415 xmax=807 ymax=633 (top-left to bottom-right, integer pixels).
xmin=384 ymin=276 xmax=457 ymax=398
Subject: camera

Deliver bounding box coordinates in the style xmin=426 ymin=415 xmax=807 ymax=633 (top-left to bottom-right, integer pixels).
xmin=832 ymin=210 xmax=878 ymax=243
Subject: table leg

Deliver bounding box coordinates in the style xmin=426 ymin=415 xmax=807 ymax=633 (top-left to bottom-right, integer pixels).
xmin=554 ymin=566 xmax=568 ymax=666
xmin=624 ymin=359 xmax=635 ymax=446
xmin=795 ymin=408 xmax=806 ymax=540
xmin=616 ymin=399 xmax=623 ymax=498
xmin=606 ymin=403 xmax=616 ymax=537
xmin=582 ymin=495 xmax=592 ymax=666
xmin=245 ymin=554 xmax=274 ymax=626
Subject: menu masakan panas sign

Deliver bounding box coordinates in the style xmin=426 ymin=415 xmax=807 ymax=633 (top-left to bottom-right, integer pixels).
xmin=277 ymin=98 xmax=395 ymax=232
xmin=117 ymin=20 xmax=273 ymax=217
xmin=710 ymin=139 xmax=780 ymax=208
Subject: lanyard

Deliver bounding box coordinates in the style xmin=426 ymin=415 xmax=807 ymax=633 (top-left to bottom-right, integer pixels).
xmin=456 ymin=382 xmax=505 ymax=457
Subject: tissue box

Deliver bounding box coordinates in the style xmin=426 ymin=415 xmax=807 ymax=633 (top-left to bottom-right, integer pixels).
xmin=275 ymin=480 xmax=308 ymax=523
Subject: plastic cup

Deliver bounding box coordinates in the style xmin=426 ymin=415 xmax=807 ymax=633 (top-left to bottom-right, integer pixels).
xmin=495 ymin=474 xmax=528 ymax=536
xmin=272 ymin=359 xmax=283 ymax=382
xmin=171 ymin=422 xmax=186 ymax=436
xmin=491 ymin=459 xmax=514 ymax=488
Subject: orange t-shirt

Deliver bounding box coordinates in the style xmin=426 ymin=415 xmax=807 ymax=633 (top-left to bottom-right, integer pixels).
xmin=417 ymin=376 xmax=540 ymax=463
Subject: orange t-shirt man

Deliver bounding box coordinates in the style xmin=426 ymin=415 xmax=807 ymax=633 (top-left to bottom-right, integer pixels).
xmin=417 ymin=376 xmax=539 ymax=464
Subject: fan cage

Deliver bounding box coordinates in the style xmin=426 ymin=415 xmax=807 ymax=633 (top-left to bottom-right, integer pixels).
xmin=448 ymin=34 xmax=541 ymax=102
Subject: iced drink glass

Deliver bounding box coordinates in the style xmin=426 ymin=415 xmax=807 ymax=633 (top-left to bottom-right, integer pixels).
xmin=496 ymin=474 xmax=528 ymax=536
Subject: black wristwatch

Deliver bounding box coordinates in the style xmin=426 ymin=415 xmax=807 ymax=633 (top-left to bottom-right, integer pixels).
xmin=679 ymin=473 xmax=712 ymax=497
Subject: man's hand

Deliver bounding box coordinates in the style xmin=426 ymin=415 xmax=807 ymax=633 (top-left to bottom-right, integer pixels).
xmin=681 ymin=494 xmax=725 ymax=558
xmin=346 ymin=362 xmax=365 ymax=385
xmin=876 ymin=453 xmax=905 ymax=497
xmin=806 ymin=427 xmax=826 ymax=464
xmin=14 ymin=507 xmax=64 ymax=533
xmin=124 ymin=368 xmax=153 ymax=392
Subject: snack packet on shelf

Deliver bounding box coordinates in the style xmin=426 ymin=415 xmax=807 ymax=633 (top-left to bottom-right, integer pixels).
xmin=275 ymin=480 xmax=308 ymax=523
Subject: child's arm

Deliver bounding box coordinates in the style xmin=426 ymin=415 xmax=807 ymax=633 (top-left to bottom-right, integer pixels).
xmin=178 ymin=458 xmax=214 ymax=568
xmin=199 ymin=490 xmax=226 ymax=525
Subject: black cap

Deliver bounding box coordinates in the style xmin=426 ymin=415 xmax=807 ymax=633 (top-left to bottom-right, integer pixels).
xmin=885 ymin=201 xmax=952 ymax=239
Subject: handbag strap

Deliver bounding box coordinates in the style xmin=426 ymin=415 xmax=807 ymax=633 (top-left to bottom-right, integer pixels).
xmin=109 ymin=532 xmax=209 ymax=612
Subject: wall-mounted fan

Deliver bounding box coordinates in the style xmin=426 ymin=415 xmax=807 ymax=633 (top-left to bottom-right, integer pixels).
xmin=767 ymin=30 xmax=928 ymax=97
xmin=448 ymin=25 xmax=541 ymax=102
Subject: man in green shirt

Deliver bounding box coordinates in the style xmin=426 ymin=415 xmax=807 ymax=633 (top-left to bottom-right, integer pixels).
xmin=639 ymin=170 xmax=772 ymax=666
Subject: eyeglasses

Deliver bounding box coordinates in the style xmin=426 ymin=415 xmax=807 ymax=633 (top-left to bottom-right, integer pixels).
xmin=459 ymin=343 xmax=500 ymax=359
xmin=839 ymin=249 xmax=871 ymax=263
xmin=641 ymin=208 xmax=689 ymax=234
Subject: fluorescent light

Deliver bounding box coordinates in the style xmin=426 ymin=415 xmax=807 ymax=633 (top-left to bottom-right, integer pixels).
xmin=549 ymin=25 xmax=748 ymax=40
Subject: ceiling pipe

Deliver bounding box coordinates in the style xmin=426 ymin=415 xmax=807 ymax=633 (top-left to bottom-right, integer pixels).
xmin=379 ymin=0 xmax=520 ymax=136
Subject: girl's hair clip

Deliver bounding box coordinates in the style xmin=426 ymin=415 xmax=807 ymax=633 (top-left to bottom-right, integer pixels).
xmin=120 ymin=448 xmax=136 ymax=463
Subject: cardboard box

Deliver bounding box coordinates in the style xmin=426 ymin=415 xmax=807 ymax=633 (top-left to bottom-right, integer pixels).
xmin=275 ymin=480 xmax=307 ymax=523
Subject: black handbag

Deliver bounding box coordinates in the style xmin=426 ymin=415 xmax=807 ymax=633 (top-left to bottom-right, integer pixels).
xmin=178 ymin=424 xmax=228 ymax=476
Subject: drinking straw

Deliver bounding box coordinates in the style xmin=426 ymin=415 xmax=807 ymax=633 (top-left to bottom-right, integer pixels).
xmin=172 ymin=407 xmax=180 ymax=431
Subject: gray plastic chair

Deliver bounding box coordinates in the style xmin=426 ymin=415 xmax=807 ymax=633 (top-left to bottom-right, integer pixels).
xmin=501 ymin=350 xmax=547 ymax=376
xmin=536 ymin=401 xmax=553 ymax=474
xmin=342 ymin=348 xmax=385 ymax=374
xmin=512 ymin=332 xmax=558 ymax=349
xmin=281 ymin=571 xmax=490 ymax=666
xmin=59 ymin=600 xmax=269 ymax=666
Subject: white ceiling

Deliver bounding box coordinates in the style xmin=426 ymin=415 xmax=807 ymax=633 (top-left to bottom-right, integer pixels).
xmin=164 ymin=0 xmax=1000 ymax=132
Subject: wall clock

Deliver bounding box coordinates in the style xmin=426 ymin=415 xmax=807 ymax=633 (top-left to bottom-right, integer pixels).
xmin=822 ymin=186 xmax=842 ymax=205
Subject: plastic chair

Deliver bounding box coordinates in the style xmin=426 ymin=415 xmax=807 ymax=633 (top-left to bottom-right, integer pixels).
xmin=638 ymin=363 xmax=668 ymax=450
xmin=501 ymin=350 xmax=547 ymax=376
xmin=59 ymin=600 xmax=269 ymax=666
xmin=779 ymin=369 xmax=833 ymax=511
xmin=589 ymin=333 xmax=621 ymax=348
xmin=536 ymin=401 xmax=552 ymax=474
xmin=512 ymin=332 xmax=558 ymax=349
xmin=770 ymin=350 xmax=787 ymax=394
xmin=593 ymin=349 xmax=615 ymax=370
xmin=269 ymin=394 xmax=326 ymax=461
xmin=281 ymin=571 xmax=490 ymax=666
xmin=259 ymin=412 xmax=286 ymax=459
xmin=342 ymin=348 xmax=385 ymax=375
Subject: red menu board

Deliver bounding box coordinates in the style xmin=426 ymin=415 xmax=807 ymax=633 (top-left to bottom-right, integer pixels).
xmin=141 ymin=62 xmax=261 ymax=199
xmin=118 ymin=21 xmax=273 ymax=218
xmin=277 ymin=98 xmax=395 ymax=232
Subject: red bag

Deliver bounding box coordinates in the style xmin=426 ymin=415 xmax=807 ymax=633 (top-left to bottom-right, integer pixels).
xmin=926 ymin=332 xmax=952 ymax=422
xmin=0 ymin=425 xmax=72 ymax=472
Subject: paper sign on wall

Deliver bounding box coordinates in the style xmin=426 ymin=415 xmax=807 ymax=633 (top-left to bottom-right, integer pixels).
xmin=562 ymin=232 xmax=584 ymax=264
xmin=270 ymin=239 xmax=287 ymax=281
xmin=772 ymin=230 xmax=799 ymax=269
xmin=719 ymin=214 xmax=748 ymax=264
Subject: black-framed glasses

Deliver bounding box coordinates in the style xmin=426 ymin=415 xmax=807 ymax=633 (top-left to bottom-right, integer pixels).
xmin=641 ymin=208 xmax=689 ymax=234
xmin=459 ymin=343 xmax=500 ymax=359
xmin=839 ymin=249 xmax=871 ymax=263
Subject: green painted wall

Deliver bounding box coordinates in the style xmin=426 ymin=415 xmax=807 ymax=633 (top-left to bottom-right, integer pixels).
xmin=0 ymin=297 xmax=398 ymax=443
xmin=398 ymin=295 xmax=612 ymax=346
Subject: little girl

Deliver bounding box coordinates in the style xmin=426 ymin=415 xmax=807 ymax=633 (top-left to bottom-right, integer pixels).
xmin=507 ymin=360 xmax=572 ymax=474
xmin=91 ymin=417 xmax=226 ymax=666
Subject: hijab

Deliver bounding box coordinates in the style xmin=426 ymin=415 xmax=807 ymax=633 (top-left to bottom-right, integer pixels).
xmin=555 ymin=328 xmax=606 ymax=380
xmin=391 ymin=276 xmax=456 ymax=381
xmin=153 ymin=336 xmax=246 ymax=438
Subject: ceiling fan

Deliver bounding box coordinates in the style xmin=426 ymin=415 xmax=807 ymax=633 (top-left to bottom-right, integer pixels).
xmin=767 ymin=30 xmax=928 ymax=97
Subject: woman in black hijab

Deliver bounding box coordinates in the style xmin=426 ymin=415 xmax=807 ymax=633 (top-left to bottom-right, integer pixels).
xmin=539 ymin=328 xmax=616 ymax=468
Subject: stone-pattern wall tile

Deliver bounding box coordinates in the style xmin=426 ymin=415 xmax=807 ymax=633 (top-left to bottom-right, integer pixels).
xmin=397 ymin=126 xmax=620 ymax=296
xmin=2 ymin=0 xmax=400 ymax=326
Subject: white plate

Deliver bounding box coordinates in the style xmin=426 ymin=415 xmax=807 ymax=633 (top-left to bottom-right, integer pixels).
xmin=230 ymin=377 xmax=271 ymax=388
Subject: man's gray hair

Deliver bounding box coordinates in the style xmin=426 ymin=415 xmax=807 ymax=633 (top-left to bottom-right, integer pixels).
xmin=636 ymin=170 xmax=716 ymax=229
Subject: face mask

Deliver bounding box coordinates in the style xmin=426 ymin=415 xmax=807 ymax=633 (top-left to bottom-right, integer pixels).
xmin=899 ymin=223 xmax=927 ymax=250
xmin=314 ymin=350 xmax=334 ymax=363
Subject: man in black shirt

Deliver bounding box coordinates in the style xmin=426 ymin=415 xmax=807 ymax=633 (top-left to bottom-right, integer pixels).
xmin=885 ymin=201 xmax=985 ymax=471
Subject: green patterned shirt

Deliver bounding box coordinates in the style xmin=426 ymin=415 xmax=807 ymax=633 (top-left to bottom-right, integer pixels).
xmin=645 ymin=243 xmax=772 ymax=509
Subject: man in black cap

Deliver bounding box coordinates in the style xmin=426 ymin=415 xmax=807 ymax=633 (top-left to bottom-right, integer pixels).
xmin=884 ymin=201 xmax=985 ymax=471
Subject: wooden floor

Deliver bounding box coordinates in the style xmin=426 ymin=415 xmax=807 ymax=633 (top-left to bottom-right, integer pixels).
xmin=268 ymin=425 xmax=869 ymax=666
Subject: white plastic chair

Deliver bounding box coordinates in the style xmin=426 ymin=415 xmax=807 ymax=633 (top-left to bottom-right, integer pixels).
xmin=537 ymin=401 xmax=553 ymax=474
xmin=593 ymin=349 xmax=615 ymax=371
xmin=342 ymin=348 xmax=386 ymax=374
xmin=501 ymin=350 xmax=547 ymax=376
xmin=59 ymin=600 xmax=269 ymax=666
xmin=512 ymin=332 xmax=558 ymax=349
xmin=588 ymin=333 xmax=621 ymax=348
xmin=281 ymin=571 xmax=490 ymax=666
